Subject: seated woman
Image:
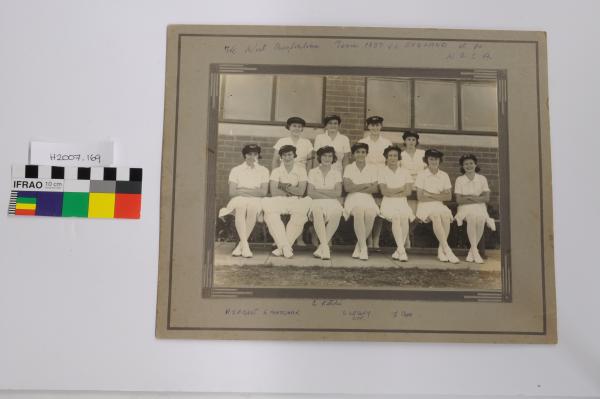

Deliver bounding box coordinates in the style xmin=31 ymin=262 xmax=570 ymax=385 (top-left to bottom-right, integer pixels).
xmin=343 ymin=142 xmax=380 ymax=261
xmin=307 ymin=146 xmax=343 ymax=260
xmin=360 ymin=115 xmax=392 ymax=252
xmin=378 ymin=145 xmax=415 ymax=261
xmin=454 ymin=154 xmax=497 ymax=264
xmin=415 ymin=149 xmax=459 ymax=264
xmin=218 ymin=144 xmax=270 ymax=258
xmin=400 ymin=131 xmax=426 ymax=248
xmin=273 ymin=116 xmax=314 ymax=247
xmin=262 ymin=144 xmax=311 ymax=259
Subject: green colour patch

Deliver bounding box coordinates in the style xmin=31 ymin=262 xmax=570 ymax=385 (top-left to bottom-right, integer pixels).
xmin=16 ymin=197 xmax=37 ymax=204
xmin=62 ymin=192 xmax=90 ymax=217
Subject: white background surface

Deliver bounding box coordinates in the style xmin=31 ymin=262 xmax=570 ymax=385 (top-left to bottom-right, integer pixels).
xmin=0 ymin=0 xmax=599 ymax=397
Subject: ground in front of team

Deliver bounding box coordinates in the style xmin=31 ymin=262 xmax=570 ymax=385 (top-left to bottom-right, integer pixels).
xmin=214 ymin=242 xmax=502 ymax=289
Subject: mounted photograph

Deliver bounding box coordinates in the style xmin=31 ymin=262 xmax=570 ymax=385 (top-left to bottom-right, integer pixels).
xmin=156 ymin=25 xmax=556 ymax=343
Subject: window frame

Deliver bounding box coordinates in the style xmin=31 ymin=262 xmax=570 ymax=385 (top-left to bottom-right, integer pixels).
xmin=219 ymin=74 xmax=326 ymax=128
xmin=365 ymin=77 xmax=498 ymax=137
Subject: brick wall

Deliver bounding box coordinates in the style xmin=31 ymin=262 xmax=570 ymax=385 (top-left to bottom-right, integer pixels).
xmin=324 ymin=76 xmax=366 ymax=142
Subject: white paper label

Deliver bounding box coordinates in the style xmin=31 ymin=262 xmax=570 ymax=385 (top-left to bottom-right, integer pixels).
xmin=30 ymin=141 xmax=114 ymax=166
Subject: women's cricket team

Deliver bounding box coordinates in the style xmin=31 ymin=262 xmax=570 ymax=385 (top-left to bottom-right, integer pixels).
xmin=219 ymin=114 xmax=496 ymax=264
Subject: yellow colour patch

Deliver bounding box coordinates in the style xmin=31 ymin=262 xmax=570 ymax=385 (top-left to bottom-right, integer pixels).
xmin=15 ymin=203 xmax=36 ymax=210
xmin=88 ymin=193 xmax=115 ymax=218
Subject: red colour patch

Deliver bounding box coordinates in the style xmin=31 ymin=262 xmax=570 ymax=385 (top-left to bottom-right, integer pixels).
xmin=114 ymin=193 xmax=141 ymax=219
xmin=15 ymin=209 xmax=36 ymax=216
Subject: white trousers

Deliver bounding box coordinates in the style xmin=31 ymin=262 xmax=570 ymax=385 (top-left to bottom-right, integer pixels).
xmin=262 ymin=196 xmax=311 ymax=249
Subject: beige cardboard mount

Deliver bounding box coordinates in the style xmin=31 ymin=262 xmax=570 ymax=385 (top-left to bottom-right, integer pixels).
xmin=156 ymin=25 xmax=556 ymax=343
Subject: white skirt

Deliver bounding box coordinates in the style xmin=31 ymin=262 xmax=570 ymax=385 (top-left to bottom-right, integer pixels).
xmin=218 ymin=196 xmax=263 ymax=219
xmin=415 ymin=201 xmax=453 ymax=223
xmin=380 ymin=196 xmax=415 ymax=222
xmin=262 ymin=196 xmax=312 ymax=216
xmin=455 ymin=203 xmax=496 ymax=231
xmin=309 ymin=199 xmax=344 ymax=223
xmin=343 ymin=192 xmax=379 ymax=220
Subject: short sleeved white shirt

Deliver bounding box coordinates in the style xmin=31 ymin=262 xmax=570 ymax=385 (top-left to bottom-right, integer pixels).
xmin=273 ymin=136 xmax=314 ymax=166
xmin=414 ymin=168 xmax=452 ymax=194
xmin=270 ymin=163 xmax=308 ymax=187
xmin=308 ymin=167 xmax=342 ymax=190
xmin=378 ymin=166 xmax=413 ymax=189
xmin=314 ymin=131 xmax=351 ymax=171
xmin=228 ymin=162 xmax=270 ymax=189
xmin=359 ymin=135 xmax=392 ymax=166
xmin=454 ymin=173 xmax=491 ymax=196
xmin=343 ymin=162 xmax=379 ymax=185
xmin=400 ymin=149 xmax=426 ymax=180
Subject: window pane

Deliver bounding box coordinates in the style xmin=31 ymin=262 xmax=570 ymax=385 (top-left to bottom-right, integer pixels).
xmin=462 ymin=82 xmax=498 ymax=131
xmin=222 ymin=74 xmax=273 ymax=121
xmin=415 ymin=80 xmax=458 ymax=130
xmin=366 ymin=78 xmax=411 ymax=128
xmin=274 ymin=75 xmax=323 ymax=124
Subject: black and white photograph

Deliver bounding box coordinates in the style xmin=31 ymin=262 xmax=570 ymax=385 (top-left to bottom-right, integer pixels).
xmin=211 ymin=66 xmax=508 ymax=301
xmin=157 ymin=25 xmax=555 ymax=343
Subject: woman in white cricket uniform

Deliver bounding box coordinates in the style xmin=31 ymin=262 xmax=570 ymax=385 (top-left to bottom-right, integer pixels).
xmin=360 ymin=116 xmax=392 ymax=167
xmin=414 ymin=149 xmax=460 ymax=264
xmin=400 ymin=131 xmax=426 ymax=214
xmin=454 ymin=154 xmax=496 ymax=264
xmin=218 ymin=144 xmax=270 ymax=258
xmin=272 ymin=116 xmax=314 ymax=173
xmin=313 ymin=114 xmax=351 ymax=173
xmin=359 ymin=115 xmax=392 ymax=252
xmin=343 ymin=142 xmax=380 ymax=261
xmin=263 ymin=144 xmax=311 ymax=259
xmin=307 ymin=146 xmax=343 ymax=260
xmin=378 ymin=145 xmax=415 ymax=261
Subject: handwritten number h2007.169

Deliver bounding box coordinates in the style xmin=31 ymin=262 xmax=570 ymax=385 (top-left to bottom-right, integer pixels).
xmin=49 ymin=154 xmax=102 ymax=163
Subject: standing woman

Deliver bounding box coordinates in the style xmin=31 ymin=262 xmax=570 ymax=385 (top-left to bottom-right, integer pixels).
xmin=378 ymin=145 xmax=415 ymax=261
xmin=454 ymin=154 xmax=497 ymax=264
xmin=218 ymin=144 xmax=270 ymax=258
xmin=343 ymin=143 xmax=380 ymax=261
xmin=359 ymin=116 xmax=392 ymax=167
xmin=313 ymin=115 xmax=351 ymax=173
xmin=307 ymin=146 xmax=344 ymax=260
xmin=415 ymin=149 xmax=459 ymax=264
xmin=272 ymin=116 xmax=314 ymax=173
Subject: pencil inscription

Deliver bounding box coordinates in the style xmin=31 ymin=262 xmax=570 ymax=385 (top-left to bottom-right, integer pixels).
xmin=224 ymin=308 xmax=300 ymax=317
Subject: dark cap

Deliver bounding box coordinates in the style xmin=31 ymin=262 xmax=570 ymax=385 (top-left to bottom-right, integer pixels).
xmin=286 ymin=116 xmax=306 ymax=129
xmin=424 ymin=148 xmax=444 ymax=159
xmin=241 ymin=144 xmax=261 ymax=156
xmin=365 ymin=116 xmax=384 ymax=125
xmin=402 ymin=131 xmax=420 ymax=141
xmin=323 ymin=114 xmax=341 ymax=125
xmin=278 ymin=144 xmax=297 ymax=157
xmin=351 ymin=142 xmax=369 ymax=154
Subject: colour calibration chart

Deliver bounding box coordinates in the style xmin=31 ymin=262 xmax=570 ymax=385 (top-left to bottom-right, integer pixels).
xmin=8 ymin=165 xmax=142 ymax=219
